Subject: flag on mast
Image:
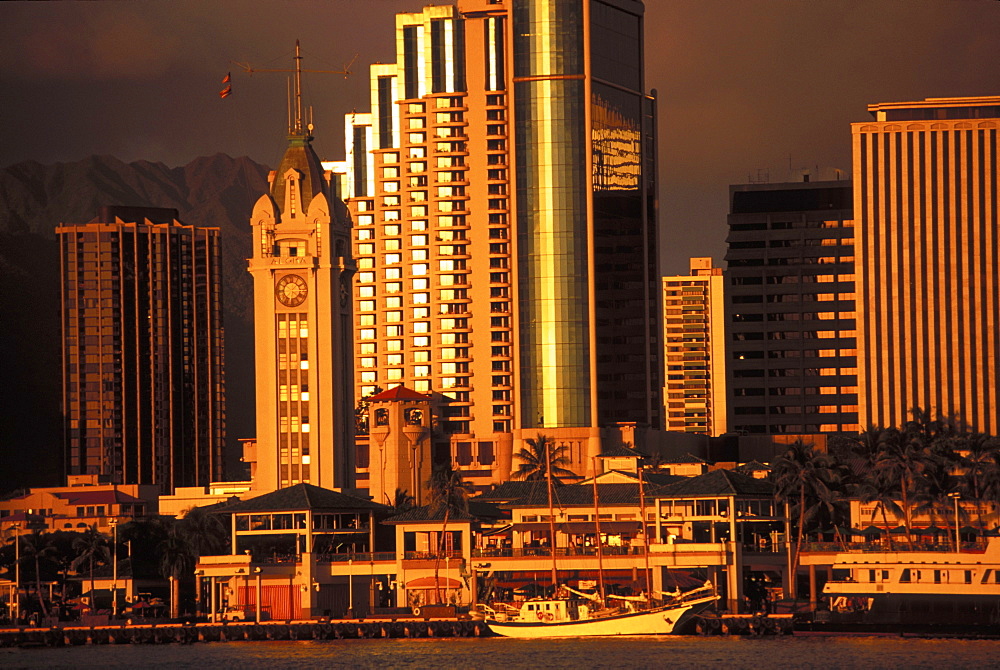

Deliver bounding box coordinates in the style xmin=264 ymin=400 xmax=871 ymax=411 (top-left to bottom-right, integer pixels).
xmin=222 ymin=72 xmax=231 ymax=84
xmin=220 ymin=72 xmax=232 ymax=98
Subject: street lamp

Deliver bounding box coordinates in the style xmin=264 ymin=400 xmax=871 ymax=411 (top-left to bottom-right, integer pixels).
xmin=948 ymin=492 xmax=961 ymax=553
xmin=347 ymin=558 xmax=353 ymax=619
xmin=109 ymin=518 xmax=118 ymax=618
xmin=12 ymin=522 xmax=20 ymax=625
xmin=253 ymin=567 xmax=262 ymax=623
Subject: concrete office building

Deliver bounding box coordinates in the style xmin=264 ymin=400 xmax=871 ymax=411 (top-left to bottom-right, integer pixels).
xmin=853 ymin=96 xmax=1000 ymax=433
xmin=58 ymin=207 xmax=225 ymax=493
xmin=662 ymin=258 xmax=727 ymax=436
xmin=336 ymin=0 xmax=660 ymax=489
xmin=725 ymin=179 xmax=859 ymax=437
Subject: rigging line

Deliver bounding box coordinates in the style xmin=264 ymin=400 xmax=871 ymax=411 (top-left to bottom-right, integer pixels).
xmin=226 ymin=92 xmax=258 ymax=212
xmin=298 ymin=46 xmax=357 ymax=75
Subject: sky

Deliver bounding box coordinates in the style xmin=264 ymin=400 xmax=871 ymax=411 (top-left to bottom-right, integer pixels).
xmin=2 ymin=0 xmax=1000 ymax=273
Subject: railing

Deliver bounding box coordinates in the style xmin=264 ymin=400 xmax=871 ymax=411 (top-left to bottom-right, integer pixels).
xmin=403 ymin=550 xmax=465 ymax=560
xmin=472 ymin=546 xmax=641 ymax=559
xmin=252 ymin=551 xmax=395 ymax=565
xmin=802 ymin=540 xmax=987 ymax=554
xmin=317 ymin=552 xmax=396 ymax=563
xmin=253 ymin=553 xmax=299 ymax=565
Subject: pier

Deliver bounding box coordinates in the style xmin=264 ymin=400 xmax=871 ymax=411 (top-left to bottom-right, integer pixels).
xmin=0 ymin=618 xmax=488 ymax=648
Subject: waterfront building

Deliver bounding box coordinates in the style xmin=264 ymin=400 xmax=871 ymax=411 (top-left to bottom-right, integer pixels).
xmin=0 ymin=474 xmax=158 ymax=535
xmin=853 ymin=96 xmax=1000 ymax=433
xmin=724 ymin=179 xmax=859 ymax=439
xmin=662 ymin=258 xmax=727 ymax=436
xmin=247 ymin=54 xmax=357 ymax=492
xmin=57 ymin=207 xmax=224 ymax=493
xmin=195 ymin=483 xmax=391 ymax=620
xmin=335 ymin=0 xmax=661 ymax=490
xmin=194 ymin=467 xmax=784 ymax=618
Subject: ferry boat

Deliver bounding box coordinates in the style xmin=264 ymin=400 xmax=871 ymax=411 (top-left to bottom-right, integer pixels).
xmin=483 ymin=584 xmax=717 ymax=638
xmin=816 ymin=537 xmax=1000 ymax=629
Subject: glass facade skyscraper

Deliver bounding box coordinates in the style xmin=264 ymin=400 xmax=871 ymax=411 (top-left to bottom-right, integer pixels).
xmin=337 ymin=0 xmax=659 ymax=486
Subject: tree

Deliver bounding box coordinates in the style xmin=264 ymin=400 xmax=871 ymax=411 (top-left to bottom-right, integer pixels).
xmin=354 ymin=386 xmax=384 ymax=435
xmin=512 ymin=434 xmax=575 ymax=483
xmin=71 ymin=525 xmax=110 ymax=611
xmin=955 ymin=433 xmax=1000 ymax=532
xmin=426 ymin=462 xmax=474 ymax=605
xmin=178 ymin=506 xmax=227 ymax=558
xmin=119 ymin=516 xmax=172 ymax=582
xmin=158 ymin=528 xmax=194 ymax=620
xmin=390 ymin=488 xmax=416 ymax=514
xmin=874 ymin=426 xmax=934 ymax=543
xmin=773 ymin=440 xmax=837 ymax=594
xmin=19 ymin=530 xmax=57 ymax=617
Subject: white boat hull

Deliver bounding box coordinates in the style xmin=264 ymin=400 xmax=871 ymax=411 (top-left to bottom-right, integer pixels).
xmin=485 ymin=601 xmax=705 ymax=638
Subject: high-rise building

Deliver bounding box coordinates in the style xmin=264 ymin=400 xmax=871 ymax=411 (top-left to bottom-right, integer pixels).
xmin=336 ymin=0 xmax=659 ymax=488
xmin=853 ymin=96 xmax=1000 ymax=433
xmin=725 ymin=180 xmax=859 ymax=436
xmin=58 ymin=206 xmax=225 ymax=493
xmin=247 ymin=48 xmax=357 ymax=492
xmin=662 ymin=258 xmax=727 ymax=436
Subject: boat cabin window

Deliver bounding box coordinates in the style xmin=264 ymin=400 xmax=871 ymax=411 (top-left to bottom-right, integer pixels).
xmin=900 ymin=569 xmax=911 ymax=583
xmin=982 ymin=569 xmax=993 ymax=584
xmin=965 ymin=570 xmax=973 ymax=584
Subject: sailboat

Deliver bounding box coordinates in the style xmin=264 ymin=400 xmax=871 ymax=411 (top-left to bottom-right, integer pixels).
xmin=483 ymin=583 xmax=717 ymax=638
xmin=484 ymin=445 xmax=717 ymax=638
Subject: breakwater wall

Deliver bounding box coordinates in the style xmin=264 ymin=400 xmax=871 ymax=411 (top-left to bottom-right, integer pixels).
xmin=0 ymin=619 xmax=487 ymax=648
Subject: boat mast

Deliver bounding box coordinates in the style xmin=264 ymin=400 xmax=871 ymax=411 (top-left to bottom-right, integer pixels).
xmin=545 ymin=437 xmax=559 ymax=588
xmin=637 ymin=462 xmax=652 ymax=604
xmin=592 ymin=458 xmax=606 ymax=603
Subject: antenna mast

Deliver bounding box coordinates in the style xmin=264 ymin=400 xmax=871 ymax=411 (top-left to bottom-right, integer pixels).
xmin=294 ymin=40 xmax=304 ymax=134
xmin=229 ymin=41 xmax=355 ymax=136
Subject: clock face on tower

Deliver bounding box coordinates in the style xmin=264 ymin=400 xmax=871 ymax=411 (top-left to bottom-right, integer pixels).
xmin=275 ymin=274 xmax=308 ymax=307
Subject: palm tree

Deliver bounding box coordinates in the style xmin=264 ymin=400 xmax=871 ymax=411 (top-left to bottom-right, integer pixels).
xmin=773 ymin=439 xmax=837 ymax=593
xmin=855 ymin=467 xmax=904 ymax=548
xmin=390 ymin=488 xmax=416 ymax=514
xmin=20 ymin=530 xmax=57 ymax=617
xmin=71 ymin=525 xmax=110 ymax=612
xmin=874 ymin=426 xmax=934 ymax=543
xmin=512 ymin=434 xmax=575 ymax=482
xmin=956 ymin=433 xmax=1000 ymax=532
xmin=426 ymin=462 xmax=474 ymax=605
xmin=119 ymin=516 xmax=172 ymax=586
xmin=158 ymin=528 xmax=194 ymax=619
xmin=178 ymin=506 xmax=227 ymax=559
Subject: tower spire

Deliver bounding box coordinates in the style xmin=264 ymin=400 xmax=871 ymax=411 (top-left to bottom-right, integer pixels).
xmin=293 ymin=40 xmax=304 ymax=135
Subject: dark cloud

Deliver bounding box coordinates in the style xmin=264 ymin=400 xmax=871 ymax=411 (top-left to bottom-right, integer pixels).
xmin=2 ymin=0 xmax=999 ymax=272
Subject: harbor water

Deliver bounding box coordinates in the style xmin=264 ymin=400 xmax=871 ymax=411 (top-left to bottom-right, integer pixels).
xmin=2 ymin=635 xmax=999 ymax=669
